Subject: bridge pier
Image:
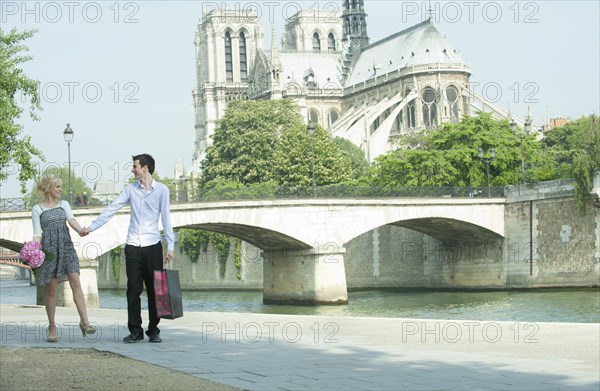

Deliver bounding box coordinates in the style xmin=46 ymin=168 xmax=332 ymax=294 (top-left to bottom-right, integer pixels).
xmin=36 ymin=259 xmax=100 ymax=308
xmin=262 ymin=244 xmax=348 ymax=305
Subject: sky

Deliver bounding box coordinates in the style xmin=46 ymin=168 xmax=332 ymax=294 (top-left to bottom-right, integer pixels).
xmin=1 ymin=0 xmax=599 ymax=199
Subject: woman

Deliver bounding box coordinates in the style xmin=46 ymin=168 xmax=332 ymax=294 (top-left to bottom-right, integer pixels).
xmin=31 ymin=174 xmax=96 ymax=342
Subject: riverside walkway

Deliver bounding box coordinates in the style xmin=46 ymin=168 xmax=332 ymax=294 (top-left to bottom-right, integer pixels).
xmin=1 ymin=304 xmax=598 ymax=390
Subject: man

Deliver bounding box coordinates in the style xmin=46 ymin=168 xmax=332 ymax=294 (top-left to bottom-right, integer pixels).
xmin=83 ymin=154 xmax=174 ymax=343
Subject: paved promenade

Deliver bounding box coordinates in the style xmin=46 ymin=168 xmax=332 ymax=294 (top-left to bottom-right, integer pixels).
xmin=1 ymin=304 xmax=599 ymax=390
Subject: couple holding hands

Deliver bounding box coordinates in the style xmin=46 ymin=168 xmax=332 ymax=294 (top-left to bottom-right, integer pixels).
xmin=32 ymin=154 xmax=174 ymax=343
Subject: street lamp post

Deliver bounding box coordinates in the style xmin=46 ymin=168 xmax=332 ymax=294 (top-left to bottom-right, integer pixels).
xmin=63 ymin=123 xmax=74 ymax=205
xmin=478 ymin=147 xmax=495 ymax=197
xmin=307 ymin=121 xmax=316 ymax=197
xmin=511 ymin=120 xmax=526 ymax=184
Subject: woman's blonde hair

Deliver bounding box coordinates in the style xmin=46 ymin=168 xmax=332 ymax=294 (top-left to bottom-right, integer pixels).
xmin=36 ymin=174 xmax=63 ymax=194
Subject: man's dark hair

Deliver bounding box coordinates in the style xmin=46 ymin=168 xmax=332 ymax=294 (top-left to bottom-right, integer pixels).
xmin=132 ymin=154 xmax=155 ymax=174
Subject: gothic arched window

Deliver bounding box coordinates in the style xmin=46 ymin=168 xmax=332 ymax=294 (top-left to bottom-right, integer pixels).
xmin=312 ymin=33 xmax=321 ymax=51
xmin=328 ymin=110 xmax=339 ymax=127
xmin=446 ymin=85 xmax=459 ymax=122
xmin=239 ymin=32 xmax=248 ymax=82
xmin=396 ymin=109 xmax=404 ymax=132
xmin=288 ymin=32 xmax=297 ymax=50
xmin=422 ymin=87 xmax=438 ymax=129
xmin=309 ymin=109 xmax=319 ymax=125
xmin=328 ymin=33 xmax=336 ymax=52
xmin=407 ymin=101 xmax=416 ymax=129
xmin=225 ymin=32 xmax=233 ymax=82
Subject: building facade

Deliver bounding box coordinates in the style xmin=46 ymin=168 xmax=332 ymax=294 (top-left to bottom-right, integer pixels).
xmin=190 ymin=0 xmax=525 ymax=171
xmin=192 ymin=9 xmax=264 ymax=167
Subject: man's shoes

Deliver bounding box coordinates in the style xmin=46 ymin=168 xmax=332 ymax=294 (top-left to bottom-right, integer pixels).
xmin=148 ymin=334 xmax=162 ymax=343
xmin=123 ymin=333 xmax=144 ymax=343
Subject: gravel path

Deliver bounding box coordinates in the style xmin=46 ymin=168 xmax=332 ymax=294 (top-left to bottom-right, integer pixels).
xmin=0 ymin=347 xmax=240 ymax=391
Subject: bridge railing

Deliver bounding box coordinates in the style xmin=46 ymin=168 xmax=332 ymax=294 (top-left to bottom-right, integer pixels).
xmin=1 ymin=186 xmax=505 ymax=212
xmin=184 ymin=185 xmax=505 ymax=201
xmin=0 ymin=198 xmax=27 ymax=212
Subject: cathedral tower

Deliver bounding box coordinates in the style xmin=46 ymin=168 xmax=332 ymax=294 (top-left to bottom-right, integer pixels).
xmin=341 ymin=0 xmax=369 ymax=51
xmin=192 ymin=9 xmax=264 ymax=170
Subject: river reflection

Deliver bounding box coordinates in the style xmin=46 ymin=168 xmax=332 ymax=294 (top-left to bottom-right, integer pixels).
xmin=1 ymin=280 xmax=598 ymax=323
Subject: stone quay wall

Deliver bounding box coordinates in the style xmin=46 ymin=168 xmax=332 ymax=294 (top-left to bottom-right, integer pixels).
xmin=504 ymin=177 xmax=600 ymax=288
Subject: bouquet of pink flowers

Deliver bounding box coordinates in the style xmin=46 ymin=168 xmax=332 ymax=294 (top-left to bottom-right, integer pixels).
xmin=19 ymin=241 xmax=49 ymax=269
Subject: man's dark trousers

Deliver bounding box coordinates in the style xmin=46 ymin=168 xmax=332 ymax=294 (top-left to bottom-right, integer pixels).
xmin=125 ymin=242 xmax=163 ymax=337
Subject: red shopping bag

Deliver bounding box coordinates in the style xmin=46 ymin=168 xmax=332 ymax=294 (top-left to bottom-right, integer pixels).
xmin=154 ymin=269 xmax=183 ymax=319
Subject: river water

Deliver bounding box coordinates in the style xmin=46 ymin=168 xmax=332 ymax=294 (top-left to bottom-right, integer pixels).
xmin=1 ymin=279 xmax=598 ymax=323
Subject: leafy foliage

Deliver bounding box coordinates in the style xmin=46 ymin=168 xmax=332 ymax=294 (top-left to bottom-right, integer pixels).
xmin=274 ymin=121 xmax=353 ymax=186
xmin=200 ymin=100 xmax=300 ymax=186
xmin=333 ymin=137 xmax=370 ymax=181
xmin=109 ymin=246 xmax=122 ymax=283
xmin=233 ymin=238 xmax=242 ymax=280
xmin=0 ymin=29 xmax=44 ymax=193
xmin=368 ymin=112 xmax=536 ymax=187
xmin=199 ymin=179 xmax=279 ymax=200
xmin=537 ymin=114 xmax=600 ymax=210
xmin=177 ymin=228 xmax=207 ymax=263
xmin=211 ymin=233 xmax=230 ymax=279
xmin=200 ymin=99 xmax=358 ymax=189
xmin=178 ymin=228 xmax=230 ymax=277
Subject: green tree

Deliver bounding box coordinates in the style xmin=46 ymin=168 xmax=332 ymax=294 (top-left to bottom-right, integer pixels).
xmin=0 ymin=28 xmax=44 ymax=193
xmin=537 ymin=114 xmax=600 ymax=210
xmin=201 ymin=99 xmax=300 ymax=187
xmin=333 ymin=137 xmax=370 ymax=181
xmin=274 ymin=123 xmax=353 ymax=186
xmin=368 ymin=112 xmax=537 ymax=188
xmin=200 ymin=99 xmax=354 ymax=188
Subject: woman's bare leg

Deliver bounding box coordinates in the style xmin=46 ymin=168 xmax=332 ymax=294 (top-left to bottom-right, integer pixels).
xmin=68 ymin=272 xmax=90 ymax=325
xmin=45 ymin=278 xmax=58 ymax=337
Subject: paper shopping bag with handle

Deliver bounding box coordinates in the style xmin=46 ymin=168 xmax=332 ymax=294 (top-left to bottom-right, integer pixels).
xmin=154 ymin=269 xmax=183 ymax=319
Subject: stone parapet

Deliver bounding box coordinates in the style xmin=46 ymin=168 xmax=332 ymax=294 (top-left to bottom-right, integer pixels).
xmin=505 ymin=179 xmax=575 ymax=203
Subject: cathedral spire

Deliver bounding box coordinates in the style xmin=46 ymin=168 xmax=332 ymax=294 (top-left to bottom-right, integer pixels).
xmin=524 ymin=105 xmax=533 ymax=133
xmin=270 ymin=23 xmax=277 ymax=53
xmin=269 ymin=23 xmax=281 ymax=81
xmin=342 ymin=0 xmax=370 ymax=51
xmin=426 ymin=0 xmax=434 ymax=24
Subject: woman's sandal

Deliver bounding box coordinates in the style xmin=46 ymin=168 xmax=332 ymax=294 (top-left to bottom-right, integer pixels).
xmin=47 ymin=322 xmax=58 ymax=342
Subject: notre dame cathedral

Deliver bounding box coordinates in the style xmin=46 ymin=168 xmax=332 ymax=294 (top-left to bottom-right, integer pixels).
xmin=187 ymin=0 xmax=526 ymax=176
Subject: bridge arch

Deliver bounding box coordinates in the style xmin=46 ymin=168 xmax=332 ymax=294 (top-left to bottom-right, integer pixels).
xmin=390 ymin=217 xmax=503 ymax=242
xmin=169 ymin=199 xmax=505 ymax=253
xmin=1 ymin=198 xmax=506 ymax=305
xmin=176 ymin=223 xmax=311 ymax=251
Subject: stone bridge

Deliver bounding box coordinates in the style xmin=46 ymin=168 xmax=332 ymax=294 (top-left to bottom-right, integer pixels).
xmin=1 ymin=198 xmax=505 ymax=304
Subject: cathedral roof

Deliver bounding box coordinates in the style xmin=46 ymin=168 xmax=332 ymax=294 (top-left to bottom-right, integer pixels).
xmin=345 ymin=20 xmax=469 ymax=87
xmin=274 ymin=51 xmax=341 ymax=88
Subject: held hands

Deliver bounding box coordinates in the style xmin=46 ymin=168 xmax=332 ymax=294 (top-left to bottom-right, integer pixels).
xmin=79 ymin=227 xmax=90 ymax=237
